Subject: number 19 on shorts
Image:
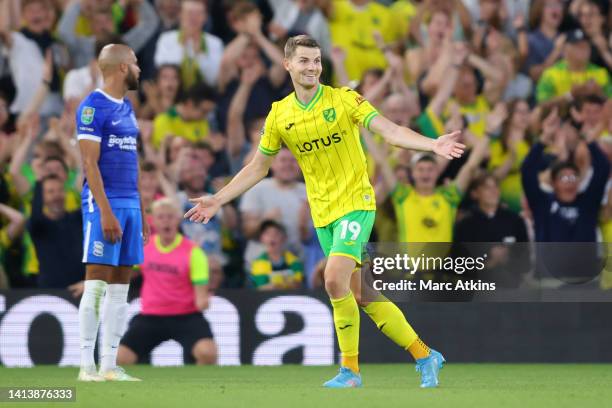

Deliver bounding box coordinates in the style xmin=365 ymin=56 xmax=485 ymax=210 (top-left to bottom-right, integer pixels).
xmin=339 ymin=220 xmax=361 ymax=240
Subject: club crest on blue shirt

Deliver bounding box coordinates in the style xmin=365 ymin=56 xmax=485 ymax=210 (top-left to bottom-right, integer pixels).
xmin=81 ymin=106 xmax=95 ymax=125
xmin=323 ymin=108 xmax=336 ymax=123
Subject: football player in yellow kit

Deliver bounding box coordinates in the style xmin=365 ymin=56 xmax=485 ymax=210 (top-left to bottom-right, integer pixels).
xmin=185 ymin=35 xmax=464 ymax=388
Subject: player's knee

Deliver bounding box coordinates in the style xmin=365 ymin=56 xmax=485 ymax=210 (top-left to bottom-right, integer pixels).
xmin=117 ymin=345 xmax=138 ymax=365
xmin=192 ymin=340 xmax=217 ymax=365
xmin=324 ymin=275 xmax=349 ymax=299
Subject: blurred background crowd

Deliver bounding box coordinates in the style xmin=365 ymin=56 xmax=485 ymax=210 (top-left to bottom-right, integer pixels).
xmin=0 ymin=0 xmax=611 ymax=293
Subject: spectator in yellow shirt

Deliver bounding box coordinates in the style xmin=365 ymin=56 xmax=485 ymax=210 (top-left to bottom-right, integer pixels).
xmin=447 ymin=66 xmax=491 ymax=138
xmin=327 ymin=0 xmax=401 ymax=84
xmin=536 ymin=29 xmax=612 ymax=103
xmin=152 ymin=83 xmax=216 ymax=149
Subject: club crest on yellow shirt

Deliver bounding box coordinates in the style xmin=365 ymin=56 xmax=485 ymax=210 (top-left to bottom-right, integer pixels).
xmin=323 ymin=108 xmax=336 ymax=123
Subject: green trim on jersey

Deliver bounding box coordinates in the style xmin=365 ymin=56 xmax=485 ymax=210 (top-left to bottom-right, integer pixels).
xmin=294 ymin=84 xmax=323 ymax=111
xmin=258 ymin=145 xmax=280 ymax=156
xmin=363 ymin=111 xmax=379 ymax=131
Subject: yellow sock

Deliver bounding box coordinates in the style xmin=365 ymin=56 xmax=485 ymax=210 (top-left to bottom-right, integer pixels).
xmin=330 ymin=292 xmax=360 ymax=372
xmin=361 ymin=298 xmax=421 ymax=353
xmin=407 ymin=338 xmax=431 ymax=360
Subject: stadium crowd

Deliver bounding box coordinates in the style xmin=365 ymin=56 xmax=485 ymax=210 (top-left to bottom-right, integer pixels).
xmin=0 ymin=0 xmax=611 ymax=294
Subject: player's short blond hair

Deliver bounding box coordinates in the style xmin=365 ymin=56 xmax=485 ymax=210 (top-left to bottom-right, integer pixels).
xmin=151 ymin=197 xmax=182 ymax=217
xmin=284 ymin=35 xmax=320 ymax=59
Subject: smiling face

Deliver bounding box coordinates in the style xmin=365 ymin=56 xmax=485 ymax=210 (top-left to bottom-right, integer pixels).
xmin=284 ymin=46 xmax=322 ymax=90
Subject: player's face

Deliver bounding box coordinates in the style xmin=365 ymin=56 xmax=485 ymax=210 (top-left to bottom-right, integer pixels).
xmin=153 ymin=208 xmax=180 ymax=238
xmin=412 ymin=161 xmax=438 ymax=189
xmin=553 ymin=169 xmax=579 ymax=203
xmin=286 ymin=46 xmax=322 ymax=90
xmin=124 ymin=52 xmax=141 ymax=91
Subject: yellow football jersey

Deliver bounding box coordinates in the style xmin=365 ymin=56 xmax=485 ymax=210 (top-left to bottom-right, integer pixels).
xmin=152 ymin=107 xmax=210 ymax=149
xmin=445 ymin=96 xmax=490 ymax=138
xmin=259 ymin=84 xmax=378 ymax=227
xmin=391 ymin=182 xmax=462 ymax=243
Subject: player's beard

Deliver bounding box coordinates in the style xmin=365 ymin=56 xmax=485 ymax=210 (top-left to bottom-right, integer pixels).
xmin=126 ymin=69 xmax=139 ymax=91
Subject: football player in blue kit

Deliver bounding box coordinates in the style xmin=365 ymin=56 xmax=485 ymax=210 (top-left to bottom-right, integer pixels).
xmin=76 ymin=44 xmax=149 ymax=382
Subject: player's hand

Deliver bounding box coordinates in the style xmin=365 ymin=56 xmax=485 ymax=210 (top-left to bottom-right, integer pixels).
xmin=101 ymin=211 xmax=123 ymax=243
xmin=68 ymin=281 xmax=85 ymax=298
xmin=142 ymin=219 xmax=151 ymax=245
xmin=185 ymin=195 xmax=221 ymax=224
xmin=432 ymin=130 xmax=465 ymax=160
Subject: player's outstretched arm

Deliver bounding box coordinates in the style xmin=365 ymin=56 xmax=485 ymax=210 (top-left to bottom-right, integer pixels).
xmin=185 ymin=150 xmax=273 ymax=224
xmin=368 ymin=115 xmax=465 ymax=160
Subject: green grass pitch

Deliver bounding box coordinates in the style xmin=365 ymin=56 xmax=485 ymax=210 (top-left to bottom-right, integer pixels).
xmin=1 ymin=364 xmax=611 ymax=408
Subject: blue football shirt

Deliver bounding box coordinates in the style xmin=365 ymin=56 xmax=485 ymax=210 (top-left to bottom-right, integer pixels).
xmin=76 ymin=89 xmax=140 ymax=212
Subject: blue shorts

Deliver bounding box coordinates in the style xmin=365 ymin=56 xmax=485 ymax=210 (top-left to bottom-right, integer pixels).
xmin=82 ymin=208 xmax=144 ymax=266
